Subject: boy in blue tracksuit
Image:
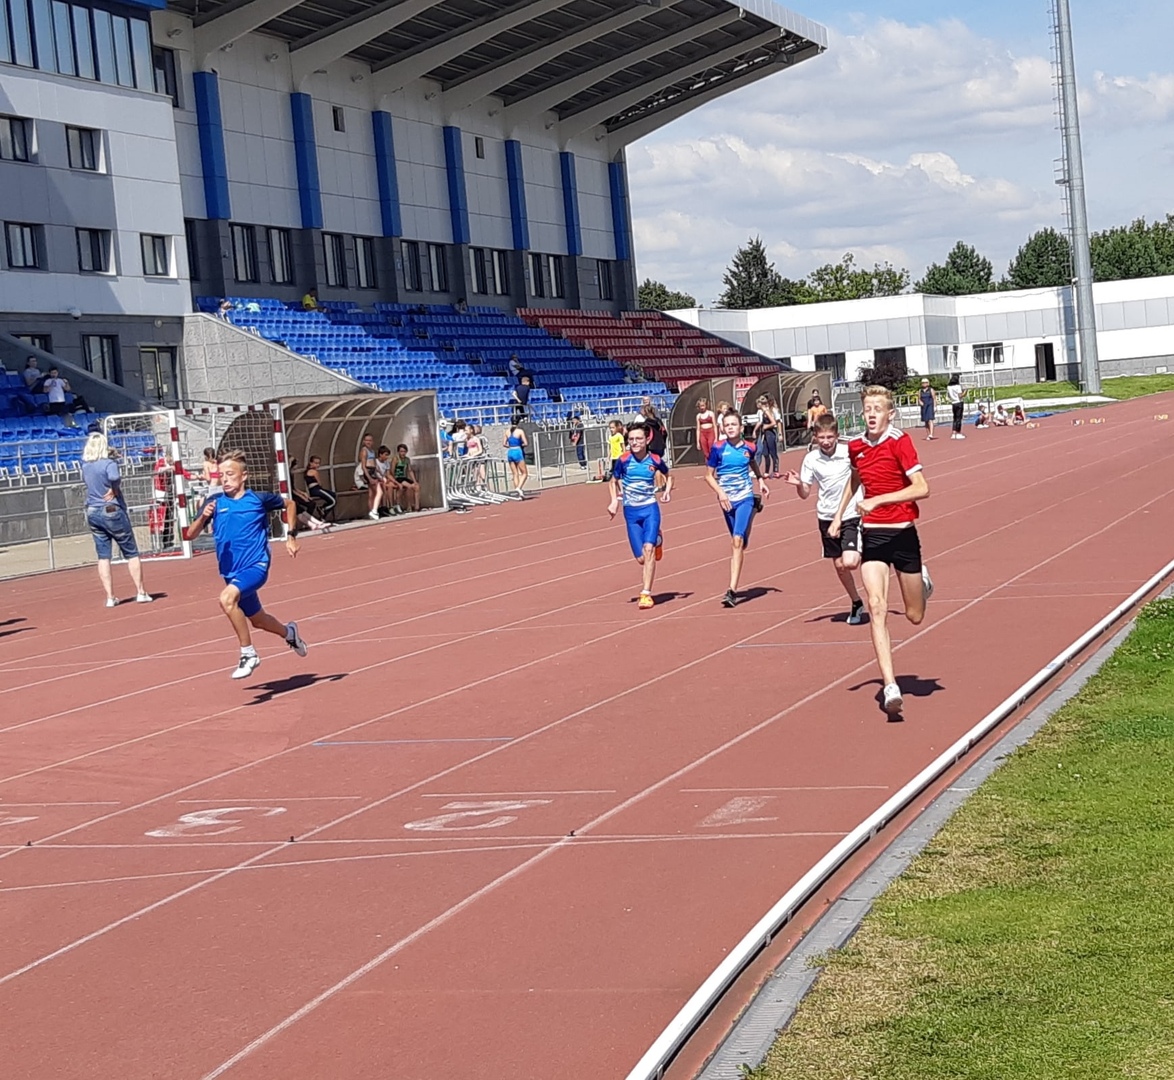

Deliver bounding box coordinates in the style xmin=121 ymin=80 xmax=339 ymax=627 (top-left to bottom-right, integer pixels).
xmin=607 ymin=422 xmax=673 ymax=610
xmin=185 ymin=450 xmax=308 ymax=679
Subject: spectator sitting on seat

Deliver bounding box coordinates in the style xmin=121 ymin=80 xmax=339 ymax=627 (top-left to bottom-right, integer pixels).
xmin=374 ymin=445 xmax=402 ymax=516
xmin=304 ymin=455 xmax=336 ymax=516
xmin=288 ymin=459 xmax=331 ymax=531
xmin=43 ymin=368 xmax=90 ymax=423
xmin=511 ymin=376 xmax=532 ymax=426
xmin=302 ymin=287 xmax=319 ymax=311
xmin=1012 ymin=404 xmax=1028 ymax=426
xmin=22 ymin=356 xmax=42 ymax=390
xmin=392 ymin=444 xmax=420 ymax=513
xmin=992 ymin=403 xmax=1011 ymax=427
xmin=454 ymin=297 xmax=468 ymax=315
xmin=217 ymin=298 xmax=234 ymax=319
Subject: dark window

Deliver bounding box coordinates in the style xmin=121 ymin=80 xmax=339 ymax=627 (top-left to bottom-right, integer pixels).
xmin=140 ymin=346 xmax=177 ymax=404
xmin=972 ymin=342 xmax=1005 ymax=366
xmin=183 ymin=219 xmax=200 ymax=280
xmin=323 ymin=232 xmax=346 ymax=287
xmin=548 ymin=254 xmax=565 ymax=299
xmin=231 ymin=223 xmax=258 ymax=282
xmin=873 ymin=347 xmax=908 ymax=377
xmin=153 ymin=45 xmax=179 ymax=106
xmin=66 ymin=125 xmax=98 ymax=170
xmin=402 ymin=240 xmax=421 ymax=292
xmin=77 ymin=227 xmax=111 ymax=272
xmin=268 ymin=227 xmax=292 ymax=284
xmin=0 ymin=116 xmax=32 ymax=162
xmin=354 ymin=236 xmax=376 ymax=289
xmin=490 ymin=249 xmax=508 ymax=295
xmin=814 ymin=352 xmax=846 ymax=381
xmin=474 ymin=136 xmax=485 ymax=159
xmin=529 ymin=252 xmax=544 ymax=298
xmin=7 ymin=0 xmax=34 ymax=68
xmin=5 ymin=222 xmax=41 ymax=268
xmin=141 ymin=233 xmax=168 ymax=276
xmin=597 ymin=259 xmax=613 ymax=301
xmin=15 ymin=333 xmax=52 ymax=352
xmin=332 ymin=106 xmax=345 ymax=133
xmin=82 ymin=334 xmax=119 ymax=383
xmin=468 ymin=247 xmax=487 ymax=295
xmin=427 ymin=243 xmax=447 ymax=292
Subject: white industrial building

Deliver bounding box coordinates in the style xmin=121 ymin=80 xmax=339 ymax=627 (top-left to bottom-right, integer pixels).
xmin=672 ymin=274 xmax=1174 ymax=386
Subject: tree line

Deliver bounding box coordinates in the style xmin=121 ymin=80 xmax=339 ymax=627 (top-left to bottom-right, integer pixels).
xmin=638 ymin=214 xmax=1174 ymax=310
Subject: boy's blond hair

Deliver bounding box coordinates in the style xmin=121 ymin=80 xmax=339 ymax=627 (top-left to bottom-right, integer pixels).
xmin=862 ymin=385 xmax=895 ymax=407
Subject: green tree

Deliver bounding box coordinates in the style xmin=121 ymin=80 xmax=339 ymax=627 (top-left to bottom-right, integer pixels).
xmin=1003 ymin=227 xmax=1072 ymax=289
xmin=637 ymin=278 xmax=696 ymax=310
xmin=802 ymin=253 xmax=909 ymax=302
xmin=915 ymin=241 xmax=995 ymax=295
xmin=1090 ymin=217 xmax=1172 ymax=282
xmin=717 ymin=236 xmax=796 ymax=308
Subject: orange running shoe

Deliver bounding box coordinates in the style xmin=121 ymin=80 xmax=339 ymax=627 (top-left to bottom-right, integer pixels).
xmin=638 ymin=592 xmax=655 ymax=610
xmin=654 ymin=534 xmax=663 ymax=561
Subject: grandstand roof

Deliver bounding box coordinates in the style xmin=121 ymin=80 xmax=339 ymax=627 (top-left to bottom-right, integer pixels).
xmin=177 ymin=0 xmax=826 ymax=143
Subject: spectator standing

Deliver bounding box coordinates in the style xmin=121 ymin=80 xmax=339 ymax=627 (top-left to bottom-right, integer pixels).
xmin=754 ymin=395 xmax=781 ymax=477
xmin=217 ymin=299 xmax=234 ymax=319
xmin=43 ymin=367 xmax=90 ymax=422
xmin=81 ymin=432 xmax=152 ymax=608
xmin=511 ymin=376 xmax=532 ymax=426
xmin=806 ymin=391 xmax=828 ymax=435
xmin=918 ymin=378 xmax=938 ymax=441
xmin=569 ymin=414 xmax=587 ymax=470
xmin=946 ymin=374 xmax=967 ymax=440
xmin=695 ymin=398 xmax=717 ymax=462
xmin=504 ymin=423 xmax=528 ymax=494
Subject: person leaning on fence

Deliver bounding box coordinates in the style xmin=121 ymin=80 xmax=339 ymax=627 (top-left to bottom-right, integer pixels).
xmin=81 ymin=432 xmax=153 ymax=609
xmin=304 ymin=456 xmax=336 ymax=517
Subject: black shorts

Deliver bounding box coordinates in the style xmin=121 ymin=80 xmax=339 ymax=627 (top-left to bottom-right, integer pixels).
xmin=819 ymin=517 xmax=862 ymax=559
xmin=862 ymin=526 xmax=922 ymax=574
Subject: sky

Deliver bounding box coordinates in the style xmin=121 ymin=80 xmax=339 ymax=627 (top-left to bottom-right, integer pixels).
xmin=626 ymin=1 xmax=1174 ymax=305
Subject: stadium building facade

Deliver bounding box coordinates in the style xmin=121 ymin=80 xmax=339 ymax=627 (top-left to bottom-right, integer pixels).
xmin=0 ymin=0 xmax=826 ymax=401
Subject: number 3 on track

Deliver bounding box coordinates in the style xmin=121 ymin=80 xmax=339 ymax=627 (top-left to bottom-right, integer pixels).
xmin=145 ymin=806 xmax=287 ymax=838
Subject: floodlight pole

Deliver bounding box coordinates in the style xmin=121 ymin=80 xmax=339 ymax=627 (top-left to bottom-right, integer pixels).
xmin=1053 ymin=0 xmax=1100 ymax=393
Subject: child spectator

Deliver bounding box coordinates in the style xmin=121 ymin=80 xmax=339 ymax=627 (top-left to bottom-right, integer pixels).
xmin=392 ymin=444 xmax=420 ymax=512
xmin=992 ymin=403 xmax=1010 ymax=426
xmin=1012 ymin=404 xmax=1028 ymax=425
xmin=374 ymin=445 xmax=401 ymax=516
xmin=304 ymin=456 xmax=336 ymax=517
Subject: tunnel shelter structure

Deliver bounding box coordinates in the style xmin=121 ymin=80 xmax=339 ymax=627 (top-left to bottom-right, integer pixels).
xmin=739 ymin=371 xmax=833 ymax=449
xmin=667 ymin=377 xmax=738 ymax=466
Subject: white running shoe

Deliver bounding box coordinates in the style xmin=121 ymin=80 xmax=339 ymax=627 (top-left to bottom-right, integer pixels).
xmin=105 ymin=597 xmax=119 ymax=608
xmin=231 ymin=653 xmax=261 ymax=680
xmin=285 ymin=621 xmax=308 ymax=658
xmin=368 ymin=509 xmax=380 ymax=521
xmin=135 ymin=592 xmax=154 ymax=603
xmin=882 ymin=682 xmax=904 ymax=715
xmin=921 ymin=564 xmax=934 ymax=604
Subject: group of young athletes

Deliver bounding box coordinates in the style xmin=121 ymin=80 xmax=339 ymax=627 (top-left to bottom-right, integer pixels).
xmin=606 ymin=384 xmax=932 ymax=715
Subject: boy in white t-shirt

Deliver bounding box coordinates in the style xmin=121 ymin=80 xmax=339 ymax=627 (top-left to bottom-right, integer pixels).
xmin=782 ymin=412 xmax=865 ymax=624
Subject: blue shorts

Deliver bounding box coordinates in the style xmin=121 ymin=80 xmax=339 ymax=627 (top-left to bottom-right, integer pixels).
xmin=86 ymin=504 xmax=140 ymax=561
xmin=623 ymin=503 xmax=661 ymax=559
xmin=507 ymin=448 xmax=524 ymax=464
xmin=723 ymin=497 xmax=756 ymax=545
xmin=224 ymin=564 xmax=269 ymax=618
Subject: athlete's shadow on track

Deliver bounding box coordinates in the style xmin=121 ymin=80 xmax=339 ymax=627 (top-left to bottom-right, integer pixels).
xmin=807 ymin=611 xmax=867 ymax=625
xmin=849 ymin=675 xmax=946 ymax=721
xmin=247 ymin=672 xmax=348 ymax=704
xmin=0 ymin=617 xmax=32 ymax=640
xmin=736 ymin=586 xmax=781 ymax=605
xmin=629 ymin=590 xmax=693 ymax=606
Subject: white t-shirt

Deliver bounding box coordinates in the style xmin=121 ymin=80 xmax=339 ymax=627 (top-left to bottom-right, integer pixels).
xmin=800 ymin=442 xmax=861 ymax=521
xmin=44 ymin=377 xmax=67 ymax=404
xmin=947 ymin=383 xmax=964 ymax=405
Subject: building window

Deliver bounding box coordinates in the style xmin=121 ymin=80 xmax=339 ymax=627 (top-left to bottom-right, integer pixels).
xmin=66 ymin=126 xmax=100 ymax=171
xmin=332 ymin=106 xmax=345 ymax=133
xmin=82 ymin=334 xmax=119 ymax=383
xmin=4 ymin=0 xmax=33 ymax=66
xmin=72 ymin=4 xmax=95 ymax=79
xmin=231 ymin=223 xmax=258 ymax=282
xmin=597 ymin=259 xmax=613 ymax=301
xmin=354 ymin=236 xmax=376 ymax=289
xmin=184 ymin=219 xmax=200 ymax=281
xmin=52 ymin=0 xmax=77 ymax=75
xmin=402 ymin=240 xmax=422 ymax=292
xmin=323 ymin=232 xmax=346 ymax=287
xmin=153 ymin=46 xmax=179 ymax=106
xmin=814 ymin=352 xmax=847 ymax=381
xmin=468 ymin=247 xmax=488 ymax=295
xmin=16 ymin=333 xmax=52 ymax=352
xmin=873 ymin=347 xmax=908 ymax=377
xmin=0 ymin=116 xmax=32 ymax=162
xmin=268 ymin=227 xmax=292 ymax=284
xmin=529 ymin=252 xmax=545 ymax=298
xmin=6 ymin=222 xmax=41 ymax=268
xmin=141 ymin=233 xmax=169 ymax=276
xmin=474 ymin=136 xmax=485 ymax=159
xmin=973 ymin=342 xmax=1006 ymax=365
xmin=427 ymin=243 xmax=448 ymax=292
xmin=140 ymin=346 xmax=177 ymax=404
xmin=490 ymin=249 xmax=508 ymax=295
xmin=77 ymin=228 xmax=112 ymax=273
xmin=547 ymin=254 xmax=565 ymax=299
xmin=942 ymin=344 xmax=959 ymax=370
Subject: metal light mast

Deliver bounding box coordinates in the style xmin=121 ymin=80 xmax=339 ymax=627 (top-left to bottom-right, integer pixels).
xmin=1053 ymin=0 xmax=1100 ymax=393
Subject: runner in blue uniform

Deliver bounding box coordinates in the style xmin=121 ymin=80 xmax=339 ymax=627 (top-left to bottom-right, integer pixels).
xmin=706 ymin=410 xmax=770 ymax=607
xmin=608 ymin=423 xmax=673 ymax=609
xmin=184 ymin=450 xmax=308 ymax=679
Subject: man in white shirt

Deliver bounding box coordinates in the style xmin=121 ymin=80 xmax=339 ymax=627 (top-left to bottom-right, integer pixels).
xmin=42 ymin=367 xmax=90 ymax=424
xmin=783 ymin=412 xmax=865 ymax=624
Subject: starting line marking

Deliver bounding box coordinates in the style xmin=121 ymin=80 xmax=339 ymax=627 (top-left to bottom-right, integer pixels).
xmin=313 ymin=738 xmax=514 ymax=746
xmin=421 ymin=790 xmax=617 ymax=797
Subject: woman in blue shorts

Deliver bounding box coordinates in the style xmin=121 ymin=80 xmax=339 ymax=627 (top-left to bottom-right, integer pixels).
xmin=504 ymin=423 xmax=528 ymax=494
xmin=81 ymin=432 xmax=153 ymax=608
xmin=706 ymin=410 xmax=770 ymax=608
xmin=607 ymin=422 xmax=673 ymax=610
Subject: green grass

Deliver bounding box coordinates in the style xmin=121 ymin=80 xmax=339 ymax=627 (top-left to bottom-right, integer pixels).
xmin=749 ymin=596 xmax=1174 ymax=1080
xmin=991 ymin=373 xmax=1174 ymax=402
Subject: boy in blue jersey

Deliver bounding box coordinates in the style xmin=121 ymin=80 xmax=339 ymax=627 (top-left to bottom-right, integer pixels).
xmin=607 ymin=422 xmax=673 ymax=610
xmin=184 ymin=450 xmax=308 ymax=679
xmin=706 ymin=410 xmax=770 ymax=608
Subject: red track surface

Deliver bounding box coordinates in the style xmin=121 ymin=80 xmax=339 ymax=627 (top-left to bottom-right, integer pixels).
xmin=2 ymin=395 xmax=1172 ymax=1080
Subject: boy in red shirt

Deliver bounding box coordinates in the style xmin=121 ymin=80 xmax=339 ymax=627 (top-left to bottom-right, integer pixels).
xmin=829 ymin=385 xmax=933 ymax=716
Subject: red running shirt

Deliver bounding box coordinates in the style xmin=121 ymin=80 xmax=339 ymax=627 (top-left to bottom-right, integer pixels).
xmin=848 ymin=427 xmax=922 ymax=527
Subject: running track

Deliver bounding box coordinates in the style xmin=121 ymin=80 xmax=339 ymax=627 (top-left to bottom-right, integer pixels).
xmin=2 ymin=395 xmax=1172 ymax=1080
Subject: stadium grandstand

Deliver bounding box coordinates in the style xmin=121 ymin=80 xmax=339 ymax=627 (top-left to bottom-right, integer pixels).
xmin=0 ymin=0 xmax=826 ymax=467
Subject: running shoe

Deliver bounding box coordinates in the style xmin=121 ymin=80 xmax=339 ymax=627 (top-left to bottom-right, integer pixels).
xmin=105 ymin=597 xmax=119 ymax=608
xmin=638 ymin=592 xmax=655 ymax=610
xmin=722 ymin=589 xmax=740 ymax=608
xmin=921 ymin=563 xmax=934 ymax=604
xmin=368 ymin=509 xmax=380 ymax=521
xmin=847 ymin=599 xmax=865 ymax=625
xmin=882 ymin=682 xmax=904 ymax=715
xmin=232 ymin=653 xmax=261 ymax=680
xmin=654 ymin=534 xmax=663 ymax=562
xmin=285 ymin=621 xmax=308 ymax=657
xmin=135 ymin=592 xmax=154 ymax=603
